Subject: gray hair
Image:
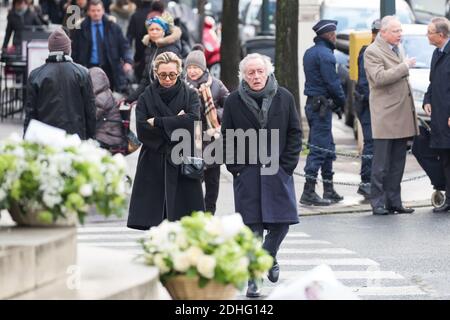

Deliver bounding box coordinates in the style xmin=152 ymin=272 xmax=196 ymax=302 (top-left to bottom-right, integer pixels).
xmin=380 ymin=15 xmax=400 ymax=31
xmin=238 ymin=53 xmax=274 ymax=81
xmin=431 ymin=17 xmax=450 ymax=38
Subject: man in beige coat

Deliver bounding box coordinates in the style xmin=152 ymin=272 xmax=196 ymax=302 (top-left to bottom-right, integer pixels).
xmin=364 ymin=16 xmax=419 ymax=215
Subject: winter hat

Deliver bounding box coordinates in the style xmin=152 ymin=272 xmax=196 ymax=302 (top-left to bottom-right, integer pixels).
xmin=312 ymin=19 xmax=338 ymax=36
xmin=48 ymin=28 xmax=71 ymax=55
xmin=185 ymin=48 xmax=207 ymax=71
xmin=145 ymin=16 xmax=169 ymax=35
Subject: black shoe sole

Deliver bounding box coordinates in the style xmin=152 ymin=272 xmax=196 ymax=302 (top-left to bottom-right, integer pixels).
xmin=299 ymin=199 xmax=332 ymax=206
xmin=246 ymin=292 xmax=262 ymax=298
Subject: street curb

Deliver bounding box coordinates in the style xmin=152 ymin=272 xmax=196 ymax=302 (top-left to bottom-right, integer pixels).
xmin=300 ymin=200 xmax=432 ymax=216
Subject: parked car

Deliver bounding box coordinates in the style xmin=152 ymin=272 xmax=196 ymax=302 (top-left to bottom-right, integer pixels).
xmin=320 ymin=0 xmax=416 ymax=32
xmin=405 ymin=0 xmax=448 ymax=24
xmin=335 ymin=24 xmax=434 ymax=138
xmin=239 ymin=0 xmax=276 ymax=44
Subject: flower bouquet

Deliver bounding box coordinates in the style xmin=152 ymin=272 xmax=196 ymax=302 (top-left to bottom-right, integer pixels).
xmin=0 ymin=131 xmax=130 ymax=226
xmin=139 ymin=211 xmax=273 ymax=300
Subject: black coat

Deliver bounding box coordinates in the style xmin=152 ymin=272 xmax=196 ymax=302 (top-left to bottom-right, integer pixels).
xmin=24 ymin=56 xmax=96 ymax=140
xmin=424 ymin=41 xmax=450 ymax=149
xmin=126 ymin=2 xmax=152 ymax=64
xmin=2 ymin=9 xmax=42 ymax=50
xmin=221 ymin=86 xmax=302 ymax=225
xmin=71 ymin=16 xmax=133 ymax=92
xmin=127 ymin=81 xmax=205 ymax=230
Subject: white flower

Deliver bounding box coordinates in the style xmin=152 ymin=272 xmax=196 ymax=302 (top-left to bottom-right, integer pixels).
xmin=186 ymin=246 xmax=204 ymax=265
xmin=79 ymin=184 xmax=93 ymax=197
xmin=154 ymin=254 xmax=170 ymax=274
xmin=238 ymin=257 xmax=250 ymax=271
xmin=173 ymin=252 xmax=191 ymax=272
xmin=112 ymin=153 xmax=127 ymax=170
xmin=175 ymin=232 xmax=189 ymax=249
xmin=0 ymin=189 xmax=6 ymax=202
xmin=220 ymin=214 xmax=245 ymax=240
xmin=196 ymin=255 xmax=216 ymax=279
xmin=205 ymin=217 xmax=222 ymax=236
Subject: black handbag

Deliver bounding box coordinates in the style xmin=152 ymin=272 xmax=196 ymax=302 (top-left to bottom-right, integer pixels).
xmin=180 ymin=156 xmax=205 ymax=179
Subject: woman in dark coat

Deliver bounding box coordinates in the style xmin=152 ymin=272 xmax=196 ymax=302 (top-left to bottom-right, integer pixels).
xmin=221 ymin=53 xmax=302 ymax=298
xmin=184 ymin=46 xmax=229 ymax=214
xmin=128 ymin=51 xmax=205 ymax=230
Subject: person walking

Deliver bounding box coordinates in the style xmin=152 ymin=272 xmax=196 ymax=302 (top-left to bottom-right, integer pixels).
xmin=364 ymin=16 xmax=419 ymax=215
xmin=300 ymin=19 xmax=345 ymax=206
xmin=24 ymin=28 xmax=96 ymax=140
xmin=221 ymin=53 xmax=302 ymax=298
xmin=354 ymin=19 xmax=380 ymax=199
xmin=127 ymin=52 xmax=205 ymax=230
xmin=71 ymin=0 xmax=133 ymax=94
xmin=423 ymin=17 xmax=450 ymax=213
xmin=184 ymin=46 xmax=229 ymax=214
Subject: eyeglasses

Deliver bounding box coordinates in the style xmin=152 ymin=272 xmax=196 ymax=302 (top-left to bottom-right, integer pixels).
xmin=157 ymin=72 xmax=178 ymax=80
xmin=427 ymin=30 xmax=440 ymax=35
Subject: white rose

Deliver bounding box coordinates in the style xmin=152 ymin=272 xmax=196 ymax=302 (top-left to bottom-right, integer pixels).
xmin=238 ymin=257 xmax=250 ymax=271
xmin=220 ymin=214 xmax=245 ymax=240
xmin=196 ymin=255 xmax=216 ymax=279
xmin=154 ymin=254 xmax=170 ymax=274
xmin=205 ymin=217 xmax=222 ymax=236
xmin=175 ymin=232 xmax=189 ymax=249
xmin=186 ymin=246 xmax=204 ymax=265
xmin=173 ymin=252 xmax=191 ymax=272
xmin=79 ymin=184 xmax=93 ymax=197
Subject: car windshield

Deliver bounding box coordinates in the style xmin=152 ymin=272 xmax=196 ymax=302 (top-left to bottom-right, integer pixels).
xmin=322 ymin=6 xmax=414 ymax=32
xmin=401 ymin=35 xmax=434 ymax=69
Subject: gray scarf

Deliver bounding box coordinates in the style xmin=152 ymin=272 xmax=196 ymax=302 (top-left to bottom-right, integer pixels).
xmin=238 ymin=73 xmax=278 ymax=128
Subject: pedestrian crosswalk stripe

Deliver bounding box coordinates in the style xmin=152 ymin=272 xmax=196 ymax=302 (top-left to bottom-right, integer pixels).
xmin=277 ymin=248 xmax=355 ymax=255
xmin=280 ymin=270 xmax=404 ymax=280
xmin=277 ymin=258 xmax=379 ymax=266
xmin=351 ymin=286 xmax=427 ymax=296
xmin=78 ymin=234 xmax=145 ymax=240
xmin=80 ymin=242 xmax=141 ymax=247
xmin=77 ymin=227 xmax=145 ymax=233
xmin=282 ymin=240 xmax=331 ymax=245
xmin=285 ymin=232 xmax=310 ymax=238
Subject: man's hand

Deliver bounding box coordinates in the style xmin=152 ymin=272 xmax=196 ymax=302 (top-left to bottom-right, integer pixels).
xmin=424 ymin=104 xmax=432 ymax=116
xmin=405 ymin=57 xmax=416 ymax=68
xmin=178 ymin=110 xmax=185 ymax=116
xmin=147 ymin=118 xmax=155 ymax=127
xmin=123 ymin=63 xmax=133 ymax=73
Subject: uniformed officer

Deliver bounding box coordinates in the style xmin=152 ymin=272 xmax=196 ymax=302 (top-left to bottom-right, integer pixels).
xmin=354 ymin=19 xmax=380 ymax=199
xmin=300 ymin=19 xmax=346 ymax=206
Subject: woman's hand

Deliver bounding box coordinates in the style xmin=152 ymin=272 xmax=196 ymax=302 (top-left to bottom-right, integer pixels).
xmin=147 ymin=118 xmax=155 ymax=127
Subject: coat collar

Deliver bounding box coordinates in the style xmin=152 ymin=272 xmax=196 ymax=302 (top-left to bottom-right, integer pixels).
xmin=374 ymin=35 xmax=402 ymax=62
xmin=313 ymin=36 xmax=336 ymax=50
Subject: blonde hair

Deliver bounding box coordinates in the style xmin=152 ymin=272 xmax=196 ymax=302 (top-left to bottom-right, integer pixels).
xmin=152 ymin=52 xmax=182 ymax=74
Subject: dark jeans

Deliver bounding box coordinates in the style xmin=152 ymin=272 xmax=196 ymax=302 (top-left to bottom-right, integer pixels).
xmin=371 ymin=138 xmax=408 ymax=209
xmin=248 ymin=223 xmax=289 ymax=261
xmin=304 ymin=104 xmax=335 ymax=180
xmin=438 ymin=149 xmax=450 ymax=197
xmin=357 ymin=104 xmax=373 ymax=183
xmin=204 ymin=165 xmax=221 ymax=214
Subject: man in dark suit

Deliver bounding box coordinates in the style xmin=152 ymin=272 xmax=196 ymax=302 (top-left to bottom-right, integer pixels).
xmin=423 ymin=17 xmax=450 ymax=212
xmin=71 ymin=0 xmax=133 ymax=93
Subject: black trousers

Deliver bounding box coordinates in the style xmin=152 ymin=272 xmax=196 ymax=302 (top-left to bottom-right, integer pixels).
xmin=371 ymin=138 xmax=408 ymax=208
xmin=438 ymin=149 xmax=450 ymax=197
xmin=204 ymin=165 xmax=221 ymax=214
xmin=248 ymin=223 xmax=289 ymax=262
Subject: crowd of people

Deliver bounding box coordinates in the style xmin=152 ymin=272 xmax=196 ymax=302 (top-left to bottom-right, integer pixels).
xmin=5 ymin=0 xmax=450 ymax=299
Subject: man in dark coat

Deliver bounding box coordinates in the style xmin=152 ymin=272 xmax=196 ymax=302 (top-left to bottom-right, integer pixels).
xmin=300 ymin=19 xmax=345 ymax=206
xmin=222 ymin=53 xmax=302 ymax=298
xmin=424 ymin=17 xmax=450 ymax=212
xmin=71 ymin=0 xmax=133 ymax=93
xmin=128 ymin=51 xmax=205 ymax=230
xmin=354 ymin=19 xmax=380 ymax=199
xmin=2 ymin=0 xmax=42 ymax=55
xmin=24 ymin=28 xmax=96 ymax=140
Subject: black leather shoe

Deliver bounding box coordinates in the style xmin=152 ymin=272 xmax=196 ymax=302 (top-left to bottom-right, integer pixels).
xmin=246 ymin=280 xmax=261 ymax=298
xmin=372 ymin=207 xmax=389 ymax=215
xmin=267 ymin=262 xmax=280 ymax=283
xmin=433 ymin=203 xmax=450 ymax=213
xmin=388 ymin=206 xmax=414 ymax=214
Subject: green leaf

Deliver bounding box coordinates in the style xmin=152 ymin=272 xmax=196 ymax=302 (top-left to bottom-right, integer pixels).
xmin=198 ymin=276 xmax=209 ymax=288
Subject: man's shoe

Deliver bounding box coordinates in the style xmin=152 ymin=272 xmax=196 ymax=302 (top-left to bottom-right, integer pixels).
xmin=323 ymin=180 xmax=344 ymax=203
xmin=433 ymin=203 xmax=450 ymax=213
xmin=357 ymin=183 xmax=371 ymax=198
xmin=300 ymin=178 xmax=332 ymax=206
xmin=372 ymin=207 xmax=389 ymax=215
xmin=388 ymin=206 xmax=414 ymax=214
xmin=246 ymin=280 xmax=261 ymax=298
xmin=267 ymin=262 xmax=280 ymax=283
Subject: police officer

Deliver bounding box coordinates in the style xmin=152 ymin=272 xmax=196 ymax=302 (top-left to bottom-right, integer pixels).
xmin=354 ymin=19 xmax=380 ymax=199
xmin=300 ymin=20 xmax=346 ymax=206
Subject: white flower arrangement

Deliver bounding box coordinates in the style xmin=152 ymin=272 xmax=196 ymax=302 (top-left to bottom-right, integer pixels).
xmin=0 ymin=131 xmax=130 ymax=224
xmin=140 ymin=212 xmax=274 ymax=289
